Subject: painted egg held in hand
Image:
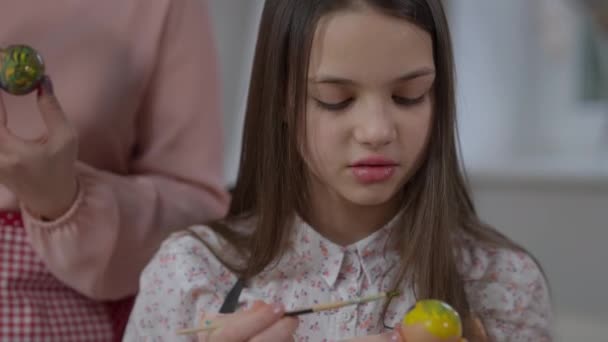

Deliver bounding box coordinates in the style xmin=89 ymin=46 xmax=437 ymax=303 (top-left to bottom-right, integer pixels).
xmin=0 ymin=44 xmax=45 ymax=95
xmin=401 ymin=299 xmax=463 ymax=341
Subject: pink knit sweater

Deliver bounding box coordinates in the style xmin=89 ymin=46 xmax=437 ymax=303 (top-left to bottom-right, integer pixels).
xmin=0 ymin=0 xmax=229 ymax=300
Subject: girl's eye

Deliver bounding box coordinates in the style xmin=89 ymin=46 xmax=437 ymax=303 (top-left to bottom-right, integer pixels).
xmin=392 ymin=94 xmax=426 ymax=106
xmin=315 ymin=98 xmax=353 ymax=111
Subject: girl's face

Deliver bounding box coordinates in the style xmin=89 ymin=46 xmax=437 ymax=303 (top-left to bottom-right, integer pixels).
xmin=303 ymin=7 xmax=435 ymax=209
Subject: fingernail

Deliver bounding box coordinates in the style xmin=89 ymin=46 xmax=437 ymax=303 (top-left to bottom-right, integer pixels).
xmin=390 ymin=332 xmax=401 ymax=341
xmin=272 ymin=304 xmax=284 ymax=315
xmin=38 ymin=76 xmax=53 ymax=96
xmin=249 ymin=300 xmax=266 ymax=312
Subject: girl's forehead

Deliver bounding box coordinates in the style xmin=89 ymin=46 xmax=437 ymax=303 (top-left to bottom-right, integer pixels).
xmin=309 ymin=9 xmax=434 ymax=84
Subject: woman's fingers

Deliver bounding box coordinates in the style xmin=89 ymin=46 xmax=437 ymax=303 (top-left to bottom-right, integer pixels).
xmin=36 ymin=76 xmax=68 ymax=134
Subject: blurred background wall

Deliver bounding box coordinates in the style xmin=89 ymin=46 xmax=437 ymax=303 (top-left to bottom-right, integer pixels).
xmin=207 ymin=1 xmax=608 ymax=340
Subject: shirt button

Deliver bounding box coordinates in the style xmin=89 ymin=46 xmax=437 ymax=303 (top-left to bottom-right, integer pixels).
xmin=339 ymin=310 xmax=354 ymax=323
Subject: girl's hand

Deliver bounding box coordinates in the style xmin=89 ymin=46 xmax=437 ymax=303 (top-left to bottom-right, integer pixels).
xmin=0 ymin=76 xmax=79 ymax=220
xmin=395 ymin=317 xmax=488 ymax=342
xmin=198 ymin=301 xmax=298 ymax=342
xmin=342 ymin=323 xmax=477 ymax=342
xmin=343 ymin=331 xmax=402 ymax=341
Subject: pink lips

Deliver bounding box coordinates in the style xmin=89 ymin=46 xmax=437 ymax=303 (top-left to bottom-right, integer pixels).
xmin=350 ymin=156 xmax=398 ymax=184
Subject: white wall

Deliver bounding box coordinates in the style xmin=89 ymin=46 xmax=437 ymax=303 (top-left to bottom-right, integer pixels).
xmin=449 ymin=0 xmax=608 ymax=166
xmin=207 ymin=0 xmax=264 ymax=185
xmin=449 ymin=1 xmax=538 ymax=162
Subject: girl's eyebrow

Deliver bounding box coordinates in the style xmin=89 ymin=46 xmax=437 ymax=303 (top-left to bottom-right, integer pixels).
xmin=309 ymin=67 xmax=435 ymax=85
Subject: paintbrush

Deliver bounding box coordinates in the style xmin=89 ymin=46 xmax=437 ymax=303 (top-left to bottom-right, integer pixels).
xmin=176 ymin=290 xmax=400 ymax=336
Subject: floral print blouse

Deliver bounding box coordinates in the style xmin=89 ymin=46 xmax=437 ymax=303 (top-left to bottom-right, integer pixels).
xmin=123 ymin=216 xmax=552 ymax=341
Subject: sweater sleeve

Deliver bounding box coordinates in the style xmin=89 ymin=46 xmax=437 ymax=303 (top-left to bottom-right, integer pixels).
xmin=21 ymin=0 xmax=229 ymax=301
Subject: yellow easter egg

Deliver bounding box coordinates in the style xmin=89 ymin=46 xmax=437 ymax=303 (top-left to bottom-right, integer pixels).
xmin=402 ymin=299 xmax=462 ymax=339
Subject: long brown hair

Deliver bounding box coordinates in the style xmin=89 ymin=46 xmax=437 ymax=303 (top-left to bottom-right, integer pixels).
xmin=209 ymin=0 xmax=526 ymax=338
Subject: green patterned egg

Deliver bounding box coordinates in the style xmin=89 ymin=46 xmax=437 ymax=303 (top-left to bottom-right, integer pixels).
xmin=0 ymin=44 xmax=45 ymax=95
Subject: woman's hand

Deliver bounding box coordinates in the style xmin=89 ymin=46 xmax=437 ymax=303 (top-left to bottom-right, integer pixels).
xmin=198 ymin=301 xmax=299 ymax=342
xmin=0 ymin=76 xmax=79 ymax=220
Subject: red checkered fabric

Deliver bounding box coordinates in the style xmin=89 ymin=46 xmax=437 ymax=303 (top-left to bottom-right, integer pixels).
xmin=0 ymin=211 xmax=132 ymax=341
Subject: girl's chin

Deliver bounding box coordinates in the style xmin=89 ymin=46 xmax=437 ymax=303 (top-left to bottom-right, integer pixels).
xmin=341 ymin=187 xmax=401 ymax=207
